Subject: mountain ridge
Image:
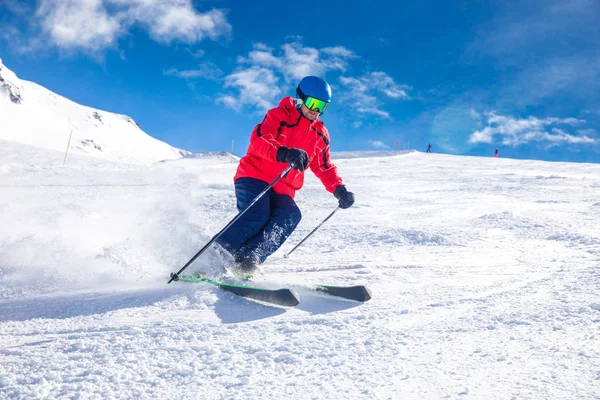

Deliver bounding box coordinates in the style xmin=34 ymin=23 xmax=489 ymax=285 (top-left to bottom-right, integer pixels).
xmin=0 ymin=59 xmax=188 ymax=164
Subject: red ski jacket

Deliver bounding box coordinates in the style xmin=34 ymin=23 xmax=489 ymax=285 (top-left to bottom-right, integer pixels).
xmin=234 ymin=97 xmax=343 ymax=198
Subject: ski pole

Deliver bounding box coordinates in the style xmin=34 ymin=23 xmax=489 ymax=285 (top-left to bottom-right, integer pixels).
xmin=168 ymin=163 xmax=295 ymax=283
xmin=284 ymin=206 xmax=339 ymax=259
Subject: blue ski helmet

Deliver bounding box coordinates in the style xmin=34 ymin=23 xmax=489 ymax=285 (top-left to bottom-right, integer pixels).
xmin=296 ymin=76 xmax=332 ymax=103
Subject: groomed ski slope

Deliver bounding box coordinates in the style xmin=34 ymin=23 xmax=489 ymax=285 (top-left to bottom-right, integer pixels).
xmin=1 ymin=140 xmax=599 ymax=399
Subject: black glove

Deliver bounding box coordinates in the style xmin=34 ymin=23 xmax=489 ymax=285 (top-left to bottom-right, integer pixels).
xmin=334 ymin=186 xmax=355 ymax=209
xmin=276 ymin=146 xmax=309 ymax=172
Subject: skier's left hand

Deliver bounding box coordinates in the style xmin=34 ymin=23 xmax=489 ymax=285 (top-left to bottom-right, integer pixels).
xmin=334 ymin=186 xmax=355 ymax=209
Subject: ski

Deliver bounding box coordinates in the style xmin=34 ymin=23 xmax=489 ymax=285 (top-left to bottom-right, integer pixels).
xmin=314 ymin=284 xmax=372 ymax=302
xmin=172 ymin=273 xmax=300 ymax=307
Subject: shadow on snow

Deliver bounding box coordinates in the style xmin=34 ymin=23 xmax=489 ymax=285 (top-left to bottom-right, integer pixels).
xmin=0 ymin=283 xmax=363 ymax=324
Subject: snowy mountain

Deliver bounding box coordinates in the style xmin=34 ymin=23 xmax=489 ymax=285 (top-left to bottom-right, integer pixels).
xmin=1 ymin=140 xmax=599 ymax=399
xmin=0 ymin=59 xmax=188 ymax=164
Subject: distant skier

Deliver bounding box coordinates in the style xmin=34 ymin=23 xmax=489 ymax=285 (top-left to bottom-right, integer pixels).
xmin=494 ymin=148 xmax=499 ymax=157
xmin=215 ymin=76 xmax=355 ymax=272
xmin=426 ymin=143 xmax=432 ymax=153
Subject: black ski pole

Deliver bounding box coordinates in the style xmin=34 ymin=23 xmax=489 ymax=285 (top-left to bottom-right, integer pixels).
xmin=284 ymin=206 xmax=339 ymax=259
xmin=168 ymin=163 xmax=295 ymax=283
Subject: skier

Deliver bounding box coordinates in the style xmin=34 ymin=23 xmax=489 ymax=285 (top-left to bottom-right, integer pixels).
xmin=215 ymin=76 xmax=355 ymax=272
xmin=494 ymin=148 xmax=499 ymax=157
xmin=426 ymin=143 xmax=432 ymax=153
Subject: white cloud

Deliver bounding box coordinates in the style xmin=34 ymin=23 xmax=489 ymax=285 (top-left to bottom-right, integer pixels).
xmin=187 ymin=49 xmax=205 ymax=58
xmin=582 ymin=109 xmax=600 ymax=116
xmin=121 ymin=1 xmax=230 ymax=44
xmin=164 ymin=62 xmax=223 ymax=81
xmin=23 ymin=0 xmax=231 ymax=54
xmin=469 ymin=108 xmax=481 ymax=119
xmin=0 ymin=24 xmax=39 ymax=54
xmin=36 ymin=0 xmax=122 ymax=53
xmin=468 ymin=112 xmax=595 ymax=146
xmin=280 ymin=43 xmax=355 ymax=81
xmin=576 ymin=128 xmax=598 ymax=136
xmin=220 ymin=41 xmax=367 ymax=113
xmin=238 ymin=42 xmax=355 ymax=82
xmin=216 ymin=95 xmax=240 ymax=112
xmin=239 ymin=44 xmax=282 ymax=69
xmin=468 ymin=128 xmax=494 ymax=144
xmin=369 ymin=140 xmax=390 ymax=150
xmin=368 ymin=72 xmax=410 ymax=99
xmin=253 ymin=43 xmax=271 ymax=51
xmin=545 ymin=128 xmax=596 ymax=144
xmin=216 ymin=40 xmax=410 ymax=119
xmin=284 ymin=35 xmax=303 ymax=42
xmin=321 ymin=46 xmax=357 ymax=59
xmin=217 ymin=66 xmax=281 ymax=112
xmin=339 ymin=72 xmax=410 ymax=119
xmin=281 ymin=44 xmax=325 ymax=81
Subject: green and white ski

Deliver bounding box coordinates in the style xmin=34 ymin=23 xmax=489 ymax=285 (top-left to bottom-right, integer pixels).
xmin=173 ymin=273 xmax=300 ymax=307
xmin=172 ymin=273 xmax=372 ymax=305
xmin=314 ymin=284 xmax=372 ymax=302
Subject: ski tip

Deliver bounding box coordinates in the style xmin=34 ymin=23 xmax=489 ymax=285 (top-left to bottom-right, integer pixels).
xmin=316 ymin=285 xmax=372 ymax=302
xmin=359 ymin=286 xmax=372 ymax=302
xmin=275 ymin=288 xmax=300 ymax=307
xmin=343 ymin=285 xmax=372 ymax=302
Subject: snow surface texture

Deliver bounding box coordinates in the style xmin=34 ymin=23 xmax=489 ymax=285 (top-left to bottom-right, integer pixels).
xmin=1 ymin=140 xmax=599 ymax=399
xmin=0 ymin=59 xmax=187 ymax=164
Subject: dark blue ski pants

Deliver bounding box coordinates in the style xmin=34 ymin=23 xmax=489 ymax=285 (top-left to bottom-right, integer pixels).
xmin=216 ymin=177 xmax=302 ymax=264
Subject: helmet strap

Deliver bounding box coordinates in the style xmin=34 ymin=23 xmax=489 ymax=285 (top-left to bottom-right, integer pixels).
xmin=296 ymin=86 xmax=308 ymax=101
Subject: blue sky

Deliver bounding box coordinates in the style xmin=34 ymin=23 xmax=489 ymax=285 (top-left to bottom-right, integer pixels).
xmin=1 ymin=0 xmax=599 ymax=163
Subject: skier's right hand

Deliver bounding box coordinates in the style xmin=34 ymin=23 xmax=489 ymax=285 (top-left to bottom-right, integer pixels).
xmin=276 ymin=146 xmax=309 ymax=171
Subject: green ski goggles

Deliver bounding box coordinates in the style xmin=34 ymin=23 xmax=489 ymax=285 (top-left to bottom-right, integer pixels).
xmin=303 ymin=96 xmax=329 ymax=114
